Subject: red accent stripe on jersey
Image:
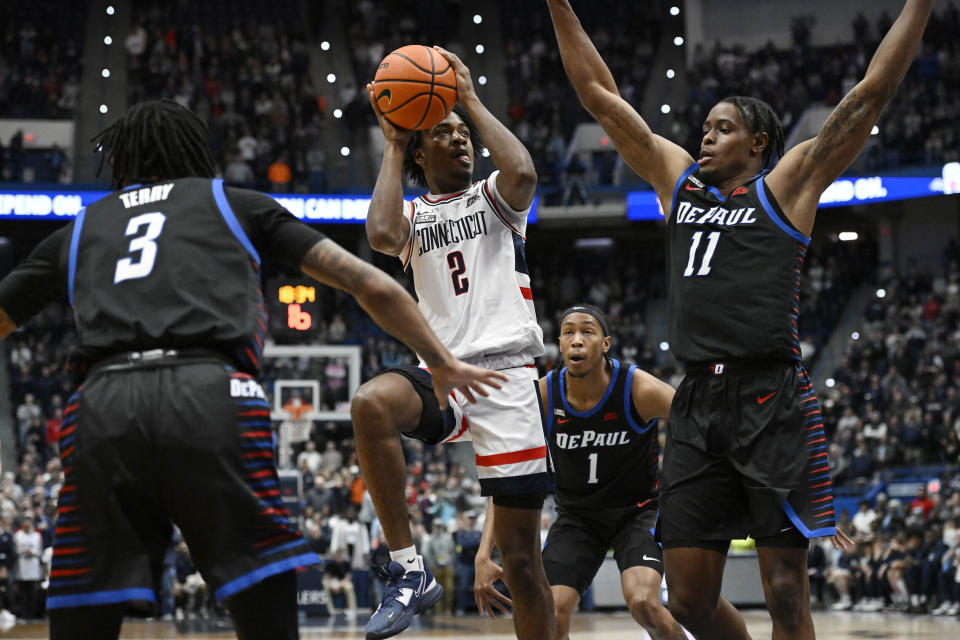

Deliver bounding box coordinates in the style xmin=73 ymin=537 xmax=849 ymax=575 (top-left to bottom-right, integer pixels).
xmin=61 ymin=445 xmax=75 ymax=458
xmin=247 ymin=469 xmax=274 ymax=479
xmin=64 ymin=404 xmax=78 ymax=415
xmin=59 ymin=485 xmax=76 ymax=493
xmin=254 ymin=532 xmax=299 ymax=548
xmin=242 ymin=431 xmax=273 ymax=438
xmin=59 ymin=505 xmax=78 ymax=513
xmin=637 ymin=498 xmax=652 ymax=509
xmin=62 ymin=466 xmax=73 ymax=475
xmin=520 ymin=286 xmax=533 ymax=299
xmin=482 ymin=180 xmax=524 ymax=238
xmin=239 ymin=410 xmax=270 ymax=416
xmin=245 ymin=452 xmax=273 ymax=459
xmin=231 ymin=372 xmax=253 ymax=379
xmin=813 ymin=496 xmax=833 ymax=504
xmin=402 ymin=201 xmax=416 ymax=271
xmin=255 ymin=489 xmax=281 ymax=498
xmin=59 ymin=425 xmax=76 ymax=438
xmin=50 ymin=568 xmax=92 ymax=577
xmin=809 ymin=452 xmax=828 ymax=459
xmin=446 ymin=409 xmax=470 ymax=442
xmin=475 ymin=446 xmax=547 ymax=467
xmin=54 ymin=547 xmax=87 ymax=556
xmin=809 ymin=481 xmax=832 ymax=489
xmin=55 ymin=526 xmax=82 ymax=534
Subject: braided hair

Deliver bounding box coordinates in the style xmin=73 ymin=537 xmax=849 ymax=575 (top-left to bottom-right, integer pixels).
xmin=92 ymin=99 xmax=217 ymax=189
xmin=403 ymin=104 xmax=485 ymax=189
xmin=720 ymin=96 xmax=785 ymax=168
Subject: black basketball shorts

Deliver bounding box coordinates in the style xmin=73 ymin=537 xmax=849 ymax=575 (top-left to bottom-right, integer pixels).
xmin=659 ymin=361 xmax=836 ymax=550
xmin=378 ymin=365 xmax=460 ymax=444
xmin=542 ymin=504 xmax=661 ymax=596
xmin=46 ymin=358 xmax=320 ymax=611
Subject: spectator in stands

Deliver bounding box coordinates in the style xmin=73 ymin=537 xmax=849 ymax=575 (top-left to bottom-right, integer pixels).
xmin=322 ymin=548 xmax=357 ymax=617
xmin=911 ymin=488 xmax=935 ymax=521
xmin=13 ymin=516 xmax=42 ymax=619
xmin=853 ymin=500 xmax=879 ymax=538
xmin=297 ymin=441 xmax=323 ymax=476
xmin=422 ymin=520 xmax=455 ymax=614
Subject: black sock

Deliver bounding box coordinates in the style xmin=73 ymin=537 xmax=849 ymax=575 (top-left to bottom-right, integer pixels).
xmin=49 ymin=604 xmax=124 ymax=640
xmin=225 ymin=570 xmax=299 ymax=640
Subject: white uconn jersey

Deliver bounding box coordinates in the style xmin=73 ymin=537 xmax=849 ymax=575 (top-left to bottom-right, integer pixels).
xmin=399 ymin=171 xmax=544 ymax=364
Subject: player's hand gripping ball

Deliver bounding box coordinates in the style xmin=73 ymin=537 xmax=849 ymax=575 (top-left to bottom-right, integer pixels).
xmin=373 ymin=45 xmax=458 ymax=130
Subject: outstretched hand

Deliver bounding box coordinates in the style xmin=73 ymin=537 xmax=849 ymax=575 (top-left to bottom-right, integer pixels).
xmin=828 ymin=526 xmax=856 ymax=553
xmin=429 ymin=360 xmax=507 ymax=409
xmin=432 ymin=46 xmax=475 ymax=103
xmin=474 ymin=555 xmax=512 ymax=619
xmin=366 ymin=82 xmax=414 ymax=146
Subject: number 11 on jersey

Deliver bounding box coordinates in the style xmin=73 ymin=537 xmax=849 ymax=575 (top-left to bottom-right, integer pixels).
xmin=683 ymin=230 xmax=720 ymax=277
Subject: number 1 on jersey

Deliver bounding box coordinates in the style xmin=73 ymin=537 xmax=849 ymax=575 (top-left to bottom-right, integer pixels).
xmin=114 ymin=212 xmax=166 ymax=284
xmin=587 ymin=452 xmax=599 ymax=484
xmin=683 ymin=230 xmax=720 ymax=277
xmin=446 ymin=250 xmax=469 ymax=295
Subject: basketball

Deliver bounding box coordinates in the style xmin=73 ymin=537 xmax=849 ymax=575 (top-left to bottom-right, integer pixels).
xmin=373 ymin=44 xmax=458 ymax=130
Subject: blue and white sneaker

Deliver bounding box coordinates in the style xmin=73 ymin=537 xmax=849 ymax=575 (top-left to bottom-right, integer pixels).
xmin=366 ymin=561 xmax=443 ymax=639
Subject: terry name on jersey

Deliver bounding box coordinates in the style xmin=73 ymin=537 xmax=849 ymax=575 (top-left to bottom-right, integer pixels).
xmin=416 ymin=209 xmax=489 ymax=256
xmin=674 ymin=200 xmax=758 ymax=227
xmin=554 ymin=429 xmax=631 ymax=450
xmin=118 ymin=183 xmax=174 ymax=208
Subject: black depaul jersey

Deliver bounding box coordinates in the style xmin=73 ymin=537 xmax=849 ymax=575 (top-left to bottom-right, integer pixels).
xmin=666 ymin=164 xmax=810 ymax=364
xmin=0 ymin=178 xmax=324 ymax=373
xmin=544 ymin=359 xmax=660 ymax=510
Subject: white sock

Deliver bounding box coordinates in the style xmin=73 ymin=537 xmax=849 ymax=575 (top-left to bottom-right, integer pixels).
xmin=389 ymin=546 xmax=423 ymax=572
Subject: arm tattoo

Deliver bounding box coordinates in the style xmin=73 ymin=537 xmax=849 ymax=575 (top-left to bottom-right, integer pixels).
xmin=303 ymin=240 xmax=370 ymax=293
xmin=805 ymin=88 xmax=882 ymax=162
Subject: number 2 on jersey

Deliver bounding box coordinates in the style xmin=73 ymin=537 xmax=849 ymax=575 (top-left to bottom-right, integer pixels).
xmin=446 ymin=250 xmax=469 ymax=295
xmin=683 ymin=230 xmax=720 ymax=277
xmin=114 ymin=212 xmax=166 ymax=284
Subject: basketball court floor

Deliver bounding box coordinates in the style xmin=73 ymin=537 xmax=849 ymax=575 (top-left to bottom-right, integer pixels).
xmin=5 ymin=610 xmax=960 ymax=639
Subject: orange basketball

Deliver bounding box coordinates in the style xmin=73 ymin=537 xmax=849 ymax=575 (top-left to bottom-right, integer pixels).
xmin=373 ymin=45 xmax=458 ymax=131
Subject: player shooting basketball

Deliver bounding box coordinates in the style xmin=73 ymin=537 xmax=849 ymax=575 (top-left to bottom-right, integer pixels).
xmin=545 ymin=0 xmax=932 ymax=638
xmin=355 ymin=46 xmax=555 ymax=640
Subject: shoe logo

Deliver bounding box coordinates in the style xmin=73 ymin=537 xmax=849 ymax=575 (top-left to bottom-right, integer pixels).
xmin=557 ymin=418 xmax=570 ymax=424
xmin=757 ymin=391 xmax=777 ymax=404
xmin=387 ymin=611 xmax=395 ymax=619
xmin=685 ymin=184 xmax=703 ymax=191
xmin=731 ymin=186 xmax=749 ymax=196
xmin=642 ymin=554 xmax=661 ymax=563
xmin=396 ymin=587 xmax=414 ymax=607
xmin=604 ymin=412 xmax=618 ymax=421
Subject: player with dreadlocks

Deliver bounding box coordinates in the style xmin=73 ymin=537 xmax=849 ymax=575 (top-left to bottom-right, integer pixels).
xmin=0 ymin=99 xmax=505 ymax=640
xmin=545 ymin=1 xmax=932 ymax=638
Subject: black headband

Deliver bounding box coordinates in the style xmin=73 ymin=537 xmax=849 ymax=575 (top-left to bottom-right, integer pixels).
xmin=559 ymin=305 xmax=610 ymax=337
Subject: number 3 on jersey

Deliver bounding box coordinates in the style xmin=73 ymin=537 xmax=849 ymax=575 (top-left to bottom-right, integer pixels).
xmin=446 ymin=250 xmax=469 ymax=295
xmin=683 ymin=230 xmax=720 ymax=277
xmin=114 ymin=212 xmax=166 ymax=284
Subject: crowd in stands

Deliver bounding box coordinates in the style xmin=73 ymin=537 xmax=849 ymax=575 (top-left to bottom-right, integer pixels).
xmin=0 ymin=0 xmax=84 ymax=120
xmin=673 ymin=5 xmax=960 ymax=172
xmin=125 ymin=1 xmax=327 ymax=193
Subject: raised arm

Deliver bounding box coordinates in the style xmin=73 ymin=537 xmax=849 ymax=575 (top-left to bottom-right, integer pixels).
xmin=300 ymin=238 xmax=505 ymax=405
xmin=546 ymin=0 xmax=694 ymax=205
xmin=768 ymin=0 xmax=934 ymax=235
xmin=631 ymin=369 xmax=676 ymax=422
xmin=366 ymin=84 xmax=415 ymax=256
xmin=434 ymin=47 xmax=537 ymax=211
